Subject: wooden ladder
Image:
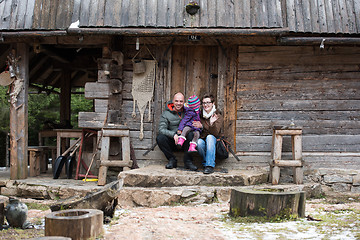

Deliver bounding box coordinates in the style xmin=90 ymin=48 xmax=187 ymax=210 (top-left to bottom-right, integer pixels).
xmin=98 ymin=126 xmax=133 ymax=186
xmin=269 ymin=126 xmax=303 ymax=185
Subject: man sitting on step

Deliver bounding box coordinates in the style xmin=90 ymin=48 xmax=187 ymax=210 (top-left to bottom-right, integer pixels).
xmin=156 ymin=92 xmax=198 ymax=171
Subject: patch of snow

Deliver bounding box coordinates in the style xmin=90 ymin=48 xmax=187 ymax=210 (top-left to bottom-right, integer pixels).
xmin=69 ymin=20 xmax=79 ymax=29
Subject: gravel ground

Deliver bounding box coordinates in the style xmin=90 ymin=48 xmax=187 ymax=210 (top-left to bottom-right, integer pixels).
xmin=1 ymin=195 xmax=359 ymax=240
xmin=104 ymin=197 xmax=360 ymax=240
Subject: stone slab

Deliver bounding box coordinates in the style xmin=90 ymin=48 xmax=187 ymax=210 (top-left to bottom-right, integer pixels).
xmin=353 ymin=174 xmax=360 ymax=186
xmin=118 ymin=165 xmax=269 ymax=188
xmin=323 ymin=174 xmax=352 ymax=184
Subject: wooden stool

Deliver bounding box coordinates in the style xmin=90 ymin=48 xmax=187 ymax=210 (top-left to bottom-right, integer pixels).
xmin=28 ymin=146 xmax=48 ymax=177
xmin=269 ymin=126 xmax=303 ymax=185
xmin=98 ymin=126 xmax=133 ymax=186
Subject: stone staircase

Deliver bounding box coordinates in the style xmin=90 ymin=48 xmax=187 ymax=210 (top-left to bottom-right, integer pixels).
xmin=0 ymin=164 xmax=326 ymax=208
xmin=116 ymin=165 xmax=322 ymax=207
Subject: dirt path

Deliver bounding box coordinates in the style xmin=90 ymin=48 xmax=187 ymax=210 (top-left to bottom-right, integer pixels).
xmin=103 ymin=199 xmax=360 ymax=240
xmin=104 ymin=203 xmax=229 ymax=240
xmin=1 ymin=195 xmax=360 ymax=240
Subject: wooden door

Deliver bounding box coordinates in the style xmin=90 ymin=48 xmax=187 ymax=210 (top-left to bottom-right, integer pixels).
xmin=171 ymin=45 xmax=218 ymax=99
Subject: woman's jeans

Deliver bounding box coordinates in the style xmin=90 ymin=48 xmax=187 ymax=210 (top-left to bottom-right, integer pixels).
xmin=197 ymin=135 xmax=216 ymax=168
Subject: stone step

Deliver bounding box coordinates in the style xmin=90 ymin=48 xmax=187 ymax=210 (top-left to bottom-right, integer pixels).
xmin=118 ymin=165 xmax=269 ymax=187
xmin=117 ymin=183 xmax=323 ymax=208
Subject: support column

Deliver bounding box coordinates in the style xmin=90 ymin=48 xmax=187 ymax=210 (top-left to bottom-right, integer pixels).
xmin=60 ymin=69 xmax=71 ymax=127
xmin=9 ymin=43 xmax=29 ymax=179
xmin=218 ymin=45 xmax=237 ymax=149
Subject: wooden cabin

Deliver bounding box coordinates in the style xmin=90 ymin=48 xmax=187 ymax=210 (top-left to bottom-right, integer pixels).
xmin=1 ymin=0 xmax=360 ymax=180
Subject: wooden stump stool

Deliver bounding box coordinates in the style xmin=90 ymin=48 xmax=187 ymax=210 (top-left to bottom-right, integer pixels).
xmin=28 ymin=146 xmax=49 ymax=177
xmin=229 ymin=188 xmax=306 ymax=218
xmin=270 ymin=126 xmax=303 ymax=185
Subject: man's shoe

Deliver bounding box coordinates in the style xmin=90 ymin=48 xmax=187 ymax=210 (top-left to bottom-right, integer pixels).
xmin=204 ymin=166 xmax=214 ymax=174
xmin=165 ymin=158 xmax=177 ymax=169
xmin=184 ymin=159 xmax=198 ymax=171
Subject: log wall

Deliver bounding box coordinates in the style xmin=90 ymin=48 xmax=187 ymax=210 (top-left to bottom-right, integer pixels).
xmin=80 ymin=41 xmax=360 ymax=171
xmin=236 ymin=46 xmax=360 ymax=158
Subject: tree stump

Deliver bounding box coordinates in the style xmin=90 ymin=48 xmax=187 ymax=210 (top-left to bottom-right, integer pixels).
xmin=45 ymin=209 xmax=103 ymax=240
xmin=229 ymin=188 xmax=305 ymax=218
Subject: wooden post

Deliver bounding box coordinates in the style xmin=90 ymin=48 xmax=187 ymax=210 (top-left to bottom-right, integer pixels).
xmin=60 ymin=69 xmax=71 ymax=127
xmin=98 ymin=135 xmax=110 ymax=186
xmin=10 ymin=43 xmax=29 ymax=180
xmin=122 ymin=136 xmax=131 ymax=171
xmin=218 ymin=45 xmax=237 ymax=149
xmin=292 ymin=134 xmax=303 ymax=184
xmin=270 ymin=130 xmax=283 ymax=184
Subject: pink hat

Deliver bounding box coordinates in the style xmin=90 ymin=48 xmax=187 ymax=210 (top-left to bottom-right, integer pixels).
xmin=188 ymin=95 xmax=200 ymax=112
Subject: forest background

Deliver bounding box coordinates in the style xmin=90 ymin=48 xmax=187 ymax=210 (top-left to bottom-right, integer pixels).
xmin=0 ymin=85 xmax=92 ymax=166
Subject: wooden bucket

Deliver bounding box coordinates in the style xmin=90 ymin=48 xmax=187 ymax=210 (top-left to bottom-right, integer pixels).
xmin=132 ymin=59 xmax=146 ymax=74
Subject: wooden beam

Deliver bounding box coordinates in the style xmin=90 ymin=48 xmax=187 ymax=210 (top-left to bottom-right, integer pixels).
xmin=10 ymin=44 xmax=29 ymax=179
xmin=279 ymin=37 xmax=360 ymax=46
xmin=273 ymin=160 xmax=302 ymax=167
xmin=60 ymin=69 xmax=71 ymax=126
xmin=67 ymin=28 xmax=289 ymax=36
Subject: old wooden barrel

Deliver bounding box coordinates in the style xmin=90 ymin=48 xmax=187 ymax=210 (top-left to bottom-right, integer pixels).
xmin=229 ymin=188 xmax=306 ymax=218
xmin=45 ymin=209 xmax=103 ymax=240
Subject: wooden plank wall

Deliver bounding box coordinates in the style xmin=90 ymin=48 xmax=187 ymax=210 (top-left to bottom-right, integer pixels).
xmin=171 ymin=45 xmax=218 ymax=99
xmin=286 ymin=0 xmax=360 ymax=34
xmin=121 ymin=46 xmax=158 ymax=156
xmin=236 ymin=46 xmax=360 ymax=154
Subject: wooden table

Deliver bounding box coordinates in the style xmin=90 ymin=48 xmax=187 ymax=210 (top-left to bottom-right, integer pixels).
xmin=38 ymin=130 xmax=57 ymax=146
xmin=54 ymin=129 xmax=83 ymax=157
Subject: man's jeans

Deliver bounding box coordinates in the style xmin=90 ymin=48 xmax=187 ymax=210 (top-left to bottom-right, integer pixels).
xmin=197 ymin=134 xmax=216 ymax=168
xmin=156 ymin=132 xmax=194 ymax=162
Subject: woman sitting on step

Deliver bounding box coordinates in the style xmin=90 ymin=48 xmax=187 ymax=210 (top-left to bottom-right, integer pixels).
xmin=192 ymin=94 xmax=224 ymax=174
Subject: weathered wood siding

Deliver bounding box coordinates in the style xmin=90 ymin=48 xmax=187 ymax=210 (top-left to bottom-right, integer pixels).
xmin=286 ymin=0 xmax=360 ymax=34
xmin=120 ymin=46 xmax=157 ymax=153
xmin=237 ymin=46 xmax=360 ymax=153
xmin=171 ymin=45 xmax=218 ymax=99
xmin=1 ymin=0 xmax=360 ymax=34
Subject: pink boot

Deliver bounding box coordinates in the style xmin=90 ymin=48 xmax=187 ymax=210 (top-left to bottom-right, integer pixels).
xmin=188 ymin=142 xmax=197 ymax=153
xmin=177 ymin=136 xmax=186 ymax=148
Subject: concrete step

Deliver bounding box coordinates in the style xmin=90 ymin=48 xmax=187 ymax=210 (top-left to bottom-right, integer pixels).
xmin=118 ymin=165 xmax=269 ymax=187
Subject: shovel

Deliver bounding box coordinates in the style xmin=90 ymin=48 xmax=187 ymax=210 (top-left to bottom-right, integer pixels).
xmin=53 ymin=137 xmax=81 ymax=179
xmin=65 ymin=143 xmax=81 ymax=179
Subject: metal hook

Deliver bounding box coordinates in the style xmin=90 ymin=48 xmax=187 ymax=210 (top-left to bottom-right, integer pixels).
xmin=320 ymin=39 xmax=325 ymax=49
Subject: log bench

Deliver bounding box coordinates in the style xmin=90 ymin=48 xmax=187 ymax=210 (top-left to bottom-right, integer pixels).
xmin=269 ymin=126 xmax=303 ymax=185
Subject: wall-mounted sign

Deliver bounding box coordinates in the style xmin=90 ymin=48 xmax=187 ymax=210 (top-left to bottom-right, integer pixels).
xmin=188 ymin=35 xmax=201 ymax=41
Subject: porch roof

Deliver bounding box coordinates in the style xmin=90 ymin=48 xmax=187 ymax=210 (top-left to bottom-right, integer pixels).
xmin=0 ymin=0 xmax=359 ymax=35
